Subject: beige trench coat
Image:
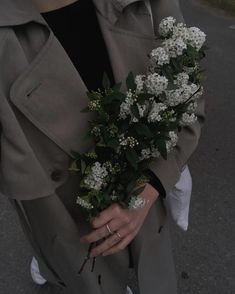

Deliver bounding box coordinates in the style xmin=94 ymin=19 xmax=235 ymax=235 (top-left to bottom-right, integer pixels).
xmin=0 ymin=0 xmax=205 ymax=293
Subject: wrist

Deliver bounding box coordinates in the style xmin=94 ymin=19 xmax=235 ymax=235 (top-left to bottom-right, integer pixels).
xmin=141 ymin=183 xmax=160 ymax=209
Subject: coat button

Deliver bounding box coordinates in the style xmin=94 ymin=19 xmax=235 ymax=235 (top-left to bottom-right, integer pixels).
xmin=50 ymin=169 xmax=63 ymax=182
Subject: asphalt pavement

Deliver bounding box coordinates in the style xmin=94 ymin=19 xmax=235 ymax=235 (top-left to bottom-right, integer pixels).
xmin=0 ymin=0 xmax=235 ymax=293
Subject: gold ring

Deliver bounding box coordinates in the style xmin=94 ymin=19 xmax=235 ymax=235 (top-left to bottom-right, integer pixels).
xmin=115 ymin=231 xmax=122 ymax=239
xmin=105 ymin=223 xmax=114 ymax=235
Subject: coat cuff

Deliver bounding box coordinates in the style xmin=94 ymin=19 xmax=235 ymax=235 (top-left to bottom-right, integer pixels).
xmin=145 ymin=168 xmax=166 ymax=199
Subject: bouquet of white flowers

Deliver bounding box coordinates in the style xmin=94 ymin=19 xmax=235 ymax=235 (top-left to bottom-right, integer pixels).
xmin=70 ymin=16 xmax=206 ymax=273
xmin=70 ymin=16 xmax=206 ymax=217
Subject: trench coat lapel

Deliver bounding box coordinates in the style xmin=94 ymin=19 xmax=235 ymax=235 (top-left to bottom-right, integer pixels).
xmin=4 ymin=0 xmax=158 ymax=157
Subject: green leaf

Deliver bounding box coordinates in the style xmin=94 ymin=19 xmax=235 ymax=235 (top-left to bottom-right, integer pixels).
xmin=162 ymin=67 xmax=174 ymax=83
xmin=167 ymin=82 xmax=178 ymax=91
xmin=68 ymin=160 xmax=80 ymax=172
xmin=87 ymin=91 xmax=99 ymax=101
xmin=136 ymin=123 xmax=154 ymax=138
xmin=156 ymin=139 xmax=167 ymax=160
xmin=80 ymin=106 xmax=90 ymax=113
xmin=126 ymin=179 xmax=139 ymax=194
xmin=102 ymin=72 xmax=111 ymax=89
xmin=171 ymin=59 xmax=181 ymax=72
xmin=131 ymin=185 xmax=145 ymax=196
xmin=130 ymin=103 xmax=140 ymax=119
xmin=70 ymin=150 xmax=83 ymax=160
xmin=106 ymin=138 xmax=119 ymax=149
xmin=81 ymin=159 xmax=87 ymax=174
xmin=125 ymin=148 xmax=138 ymax=170
xmin=126 ymin=71 xmax=136 ymax=91
xmin=112 ymin=82 xmax=122 ymax=92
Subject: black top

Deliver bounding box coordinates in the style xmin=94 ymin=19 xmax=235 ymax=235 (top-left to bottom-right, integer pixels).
xmin=41 ymin=0 xmax=166 ymax=198
xmin=41 ymin=0 xmax=115 ymax=91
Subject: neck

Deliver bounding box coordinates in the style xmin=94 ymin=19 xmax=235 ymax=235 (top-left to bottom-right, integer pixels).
xmin=31 ymin=0 xmax=79 ymax=13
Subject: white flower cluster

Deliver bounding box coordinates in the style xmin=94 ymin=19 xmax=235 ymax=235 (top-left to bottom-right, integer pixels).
xmin=187 ymin=27 xmax=206 ymax=51
xmin=119 ymin=90 xmax=136 ymax=119
xmin=165 ymin=83 xmax=199 ymax=106
xmin=76 ymin=196 xmax=94 ymax=210
xmin=110 ymin=190 xmax=118 ymax=200
xmin=166 ymin=131 xmax=178 ymax=152
xmin=135 ymin=73 xmax=169 ymax=97
xmin=135 ymin=75 xmax=145 ymax=93
xmin=145 ymin=73 xmax=168 ymax=96
xmin=139 ymin=142 xmax=161 ymax=161
xmin=139 ymin=132 xmax=178 ymax=161
xmin=159 ymin=16 xmax=176 ymax=37
xmin=139 ymin=148 xmax=151 ymax=160
xmin=150 ymin=47 xmax=170 ymax=67
xmin=187 ymin=101 xmax=198 ymax=113
xmin=174 ymin=72 xmax=189 ymax=87
xmin=84 ymin=161 xmax=108 ymax=191
xmin=180 ymin=113 xmax=197 ymax=126
xmin=137 ymin=102 xmax=149 ymax=118
xmin=119 ymin=133 xmax=139 ymax=148
xmin=172 ymin=23 xmax=190 ymax=40
xmin=147 ymin=101 xmax=167 ymax=123
xmin=88 ymin=100 xmax=101 ymax=111
xmin=157 ymin=17 xmax=206 ymax=61
xmin=128 ymin=195 xmax=147 ymax=209
xmin=163 ymin=37 xmax=187 ymax=58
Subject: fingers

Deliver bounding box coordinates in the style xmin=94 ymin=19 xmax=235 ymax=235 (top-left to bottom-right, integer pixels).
xmin=80 ymin=218 xmax=124 ymax=244
xmin=91 ymin=203 xmax=124 ymax=229
xmin=102 ymin=231 xmax=138 ymax=256
xmin=89 ymin=225 xmax=138 ymax=258
xmin=89 ymin=231 xmax=123 ymax=258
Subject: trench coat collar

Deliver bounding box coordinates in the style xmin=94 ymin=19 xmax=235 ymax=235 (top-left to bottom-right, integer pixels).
xmin=0 ymin=0 xmax=142 ymax=27
xmin=0 ymin=0 xmax=45 ymax=27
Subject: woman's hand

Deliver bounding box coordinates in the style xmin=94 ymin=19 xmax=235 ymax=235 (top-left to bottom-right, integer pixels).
xmin=80 ymin=183 xmax=160 ymax=257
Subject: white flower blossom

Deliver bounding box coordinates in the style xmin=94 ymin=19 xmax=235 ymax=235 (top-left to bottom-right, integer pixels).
xmin=119 ymin=90 xmax=136 ymax=119
xmin=137 ymin=102 xmax=149 ymax=118
xmin=163 ymin=37 xmax=187 ymax=58
xmin=147 ymin=101 xmax=167 ymax=123
xmin=159 ymin=16 xmax=176 ymax=37
xmin=183 ymin=65 xmax=198 ymax=74
xmin=180 ymin=113 xmax=197 ymax=126
xmin=165 ymin=83 xmax=199 ymax=106
xmin=128 ymin=195 xmax=146 ymax=209
xmin=187 ymin=27 xmax=206 ymax=51
xmin=150 ymin=47 xmax=170 ymax=66
xmin=84 ymin=162 xmax=108 ymax=191
xmin=174 ymin=72 xmax=189 ymax=87
xmin=166 ymin=131 xmax=178 ymax=152
xmin=76 ymin=196 xmax=94 ymax=210
xmin=139 ymin=148 xmax=152 ymax=161
xmin=172 ymin=22 xmax=190 ymax=41
xmin=119 ymin=133 xmax=139 ymax=148
xmin=187 ymin=101 xmax=198 ymax=113
xmin=135 ymin=75 xmax=145 ymax=93
xmin=145 ymin=73 xmax=168 ymax=96
xmin=193 ymin=86 xmax=204 ymax=100
xmin=151 ymin=145 xmax=161 ymax=158
xmin=110 ymin=190 xmax=118 ymax=201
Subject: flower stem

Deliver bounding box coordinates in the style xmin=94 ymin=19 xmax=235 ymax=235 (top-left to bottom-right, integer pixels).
xmin=77 ymin=243 xmax=93 ymax=275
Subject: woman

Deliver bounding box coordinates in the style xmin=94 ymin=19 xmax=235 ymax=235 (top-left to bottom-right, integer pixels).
xmin=0 ymin=0 xmax=205 ymax=293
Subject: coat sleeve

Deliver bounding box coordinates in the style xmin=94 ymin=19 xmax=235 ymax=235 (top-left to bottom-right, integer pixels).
xmin=145 ymin=0 xmax=206 ymax=195
xmin=147 ymin=94 xmax=206 ymax=195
